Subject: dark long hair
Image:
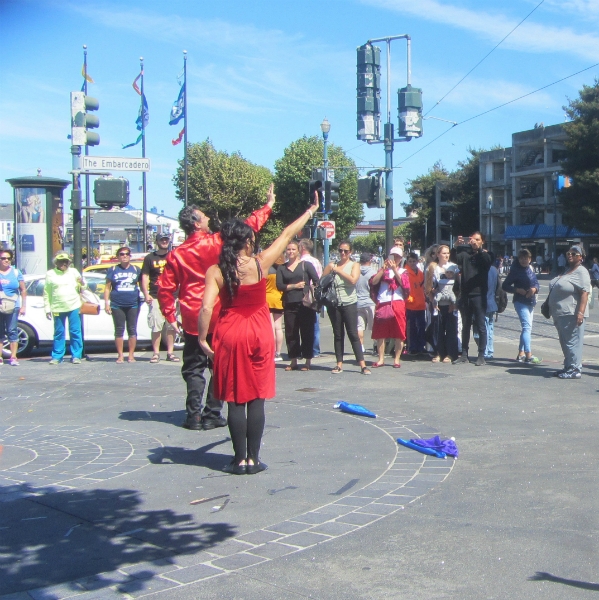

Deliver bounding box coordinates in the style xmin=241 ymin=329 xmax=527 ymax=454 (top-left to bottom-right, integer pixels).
xmin=219 ymin=219 xmax=255 ymax=298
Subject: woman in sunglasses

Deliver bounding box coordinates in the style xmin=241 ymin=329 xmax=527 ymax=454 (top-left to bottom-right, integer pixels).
xmin=104 ymin=247 xmax=142 ymax=363
xmin=0 ymin=249 xmax=27 ymax=366
xmin=322 ymin=240 xmax=371 ymax=374
xmin=547 ymin=245 xmax=591 ymax=379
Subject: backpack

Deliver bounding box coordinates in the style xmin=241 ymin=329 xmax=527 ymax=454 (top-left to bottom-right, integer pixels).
xmin=495 ymin=274 xmax=508 ymax=314
xmin=314 ymin=272 xmax=339 ymax=310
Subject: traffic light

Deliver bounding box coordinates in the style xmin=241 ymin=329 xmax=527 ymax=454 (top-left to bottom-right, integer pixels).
xmin=94 ymin=177 xmax=129 ymax=209
xmin=324 ymin=180 xmax=340 ymax=213
xmin=308 ymin=179 xmax=323 ymax=209
xmin=397 ymin=85 xmax=423 ymax=139
xmin=70 ymin=91 xmax=100 ymax=146
xmin=358 ymin=174 xmax=386 ymax=208
xmin=356 ymin=43 xmax=381 ymax=141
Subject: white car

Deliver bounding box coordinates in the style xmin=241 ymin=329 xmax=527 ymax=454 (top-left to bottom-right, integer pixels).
xmin=3 ymin=273 xmax=181 ymax=357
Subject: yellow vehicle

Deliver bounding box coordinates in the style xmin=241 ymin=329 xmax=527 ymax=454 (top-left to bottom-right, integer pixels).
xmin=83 ymin=260 xmax=143 ymax=295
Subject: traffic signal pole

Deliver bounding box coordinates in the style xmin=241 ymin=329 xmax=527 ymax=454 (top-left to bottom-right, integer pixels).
xmin=323 ymin=127 xmax=330 ymax=267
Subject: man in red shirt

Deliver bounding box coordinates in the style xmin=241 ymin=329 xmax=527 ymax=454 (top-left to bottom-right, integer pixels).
xmin=158 ymin=191 xmax=275 ymax=430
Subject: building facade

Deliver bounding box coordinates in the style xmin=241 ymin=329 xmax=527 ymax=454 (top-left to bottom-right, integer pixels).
xmin=479 ymin=123 xmax=597 ymax=261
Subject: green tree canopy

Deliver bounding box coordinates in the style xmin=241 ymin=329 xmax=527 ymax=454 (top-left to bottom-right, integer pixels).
xmin=560 ymin=80 xmax=599 ymax=233
xmin=273 ymin=136 xmax=363 ymax=242
xmin=352 ymin=224 xmax=410 ymax=254
xmin=173 ymin=139 xmax=272 ymax=220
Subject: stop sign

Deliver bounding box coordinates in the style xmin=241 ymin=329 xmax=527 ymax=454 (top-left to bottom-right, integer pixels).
xmin=318 ymin=220 xmax=336 ymax=240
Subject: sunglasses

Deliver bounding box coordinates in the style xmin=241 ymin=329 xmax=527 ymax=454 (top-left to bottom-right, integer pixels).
xmin=566 ymin=251 xmax=581 ymax=257
xmin=119 ymin=252 xmax=131 ymax=256
xmin=339 ymin=249 xmax=350 ymax=254
xmin=0 ymin=256 xmax=10 ymax=260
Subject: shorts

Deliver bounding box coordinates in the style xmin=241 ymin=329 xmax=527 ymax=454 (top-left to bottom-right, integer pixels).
xmin=357 ymin=305 xmax=374 ymax=332
xmin=147 ymin=298 xmax=166 ymax=333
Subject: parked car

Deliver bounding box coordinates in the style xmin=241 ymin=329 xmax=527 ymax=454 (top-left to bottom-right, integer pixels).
xmin=2 ymin=273 xmax=182 ymax=357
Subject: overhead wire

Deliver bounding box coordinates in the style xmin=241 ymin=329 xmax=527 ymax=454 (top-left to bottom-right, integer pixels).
xmin=399 ymin=61 xmax=599 ymax=165
xmin=425 ymin=0 xmax=546 ymax=117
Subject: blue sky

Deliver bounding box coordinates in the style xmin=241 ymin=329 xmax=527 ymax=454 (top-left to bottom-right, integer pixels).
xmin=1 ymin=0 xmax=598 ymax=220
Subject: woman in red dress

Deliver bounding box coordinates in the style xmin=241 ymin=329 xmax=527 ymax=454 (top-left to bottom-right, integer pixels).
xmin=199 ymin=185 xmax=319 ymax=475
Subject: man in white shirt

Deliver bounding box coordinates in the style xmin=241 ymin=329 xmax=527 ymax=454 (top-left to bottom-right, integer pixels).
xmin=299 ymin=239 xmax=323 ymax=357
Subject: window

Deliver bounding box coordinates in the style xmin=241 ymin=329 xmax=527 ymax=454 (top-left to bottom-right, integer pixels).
xmin=493 ymin=162 xmax=504 ymax=181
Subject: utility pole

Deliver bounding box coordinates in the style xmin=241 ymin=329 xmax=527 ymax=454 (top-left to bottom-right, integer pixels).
xmin=321 ymin=118 xmax=330 ymax=266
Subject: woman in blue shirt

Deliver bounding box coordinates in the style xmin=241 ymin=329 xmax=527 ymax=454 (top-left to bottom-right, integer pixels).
xmin=104 ymin=247 xmax=141 ymax=363
xmin=0 ymin=249 xmax=27 ymax=366
xmin=502 ymin=248 xmax=541 ymax=364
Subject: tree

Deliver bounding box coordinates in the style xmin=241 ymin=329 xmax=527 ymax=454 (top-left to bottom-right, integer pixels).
xmin=352 ymin=224 xmax=410 ymax=254
xmin=560 ymin=80 xmax=599 ymax=233
xmin=172 ymin=139 xmax=272 ymax=220
xmin=402 ymin=161 xmax=449 ymax=250
xmin=273 ymin=136 xmax=363 ymax=243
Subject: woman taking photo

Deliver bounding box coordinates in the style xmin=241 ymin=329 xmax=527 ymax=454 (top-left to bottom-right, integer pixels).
xmin=0 ymin=249 xmax=27 ymax=366
xmin=43 ymin=252 xmax=83 ymax=365
xmin=104 ymin=246 xmax=142 ymax=363
xmin=502 ymin=248 xmax=541 ymax=364
xmin=428 ymin=244 xmax=459 ymax=363
xmin=199 ymin=187 xmax=319 ymax=474
xmin=276 ymin=241 xmax=319 ymax=371
xmin=322 ymin=240 xmax=371 ymax=374
xmin=547 ymin=244 xmax=591 ymax=379
xmin=369 ymin=247 xmax=410 ymax=368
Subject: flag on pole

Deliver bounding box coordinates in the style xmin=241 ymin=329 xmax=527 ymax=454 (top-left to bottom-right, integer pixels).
xmin=81 ymin=66 xmax=94 ymax=84
xmin=172 ymin=128 xmax=184 ymax=146
xmin=122 ymin=133 xmax=143 ymax=149
xmin=169 ymin=83 xmax=185 ymax=125
xmin=132 ymin=72 xmax=142 ymax=96
xmin=136 ymin=94 xmax=149 ymax=130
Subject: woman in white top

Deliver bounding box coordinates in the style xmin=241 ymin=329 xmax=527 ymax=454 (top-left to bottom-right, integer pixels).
xmin=369 ymin=247 xmax=410 ymax=368
xmin=427 ymin=244 xmax=459 ymax=363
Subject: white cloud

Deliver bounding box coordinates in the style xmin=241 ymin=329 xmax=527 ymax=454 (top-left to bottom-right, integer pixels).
xmin=361 ymin=0 xmax=599 ymax=62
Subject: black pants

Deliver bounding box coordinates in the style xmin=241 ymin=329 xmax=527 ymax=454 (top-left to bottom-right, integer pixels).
xmin=437 ymin=305 xmax=459 ymax=360
xmin=182 ymin=332 xmax=223 ymax=420
xmin=111 ymin=305 xmax=139 ymax=338
xmin=227 ymin=399 xmax=265 ymax=464
xmin=283 ymin=302 xmax=316 ymax=359
xmin=459 ymin=295 xmax=487 ymax=356
xmin=328 ymin=302 xmax=365 ymax=363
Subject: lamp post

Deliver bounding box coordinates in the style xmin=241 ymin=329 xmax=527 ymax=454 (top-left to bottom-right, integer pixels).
xmin=487 ymin=194 xmax=492 ymax=254
xmin=321 ymin=118 xmax=331 ymax=266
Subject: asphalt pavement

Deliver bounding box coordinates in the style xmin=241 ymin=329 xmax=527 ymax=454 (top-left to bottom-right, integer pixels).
xmin=1 ymin=291 xmax=599 ymax=599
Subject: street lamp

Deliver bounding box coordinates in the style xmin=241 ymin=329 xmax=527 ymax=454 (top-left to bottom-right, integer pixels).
xmin=487 ymin=193 xmax=492 ymax=254
xmin=552 ymin=171 xmax=559 ymax=276
xmin=321 ymin=118 xmax=330 ymax=266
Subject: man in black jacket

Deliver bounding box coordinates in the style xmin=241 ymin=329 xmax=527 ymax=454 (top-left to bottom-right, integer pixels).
xmin=452 ymin=232 xmax=492 ymax=366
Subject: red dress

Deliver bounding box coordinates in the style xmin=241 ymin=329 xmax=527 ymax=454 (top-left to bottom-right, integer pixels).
xmin=212 ymin=278 xmax=275 ymax=403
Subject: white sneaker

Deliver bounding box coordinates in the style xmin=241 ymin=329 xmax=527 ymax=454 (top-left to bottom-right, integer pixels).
xmin=274 ymin=353 xmax=283 ymax=362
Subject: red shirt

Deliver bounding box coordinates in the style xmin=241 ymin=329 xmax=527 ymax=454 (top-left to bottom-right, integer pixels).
xmin=157 ymin=204 xmax=272 ymax=336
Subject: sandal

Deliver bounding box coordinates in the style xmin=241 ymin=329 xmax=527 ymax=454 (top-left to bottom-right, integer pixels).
xmin=442 ymin=357 xmax=451 ymax=363
xmin=361 ymin=367 xmax=372 ymax=375
xmin=150 ymin=354 xmax=160 ymax=364
xmin=371 ymin=362 xmax=385 ymax=368
xmin=300 ymin=366 xmax=310 ymax=371
xmin=393 ymin=363 xmax=401 ymax=369
xmin=331 ymin=366 xmax=343 ymax=374
xmin=166 ymin=353 xmax=180 ymax=362
xmin=431 ymin=356 xmax=440 ymax=363
xmin=285 ymin=364 xmax=299 ymax=371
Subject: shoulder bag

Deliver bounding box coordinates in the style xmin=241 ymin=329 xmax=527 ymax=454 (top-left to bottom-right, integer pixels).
xmin=0 ymin=268 xmax=18 ymax=314
xmin=301 ymin=262 xmax=318 ymax=311
xmin=541 ymin=273 xmax=563 ymax=319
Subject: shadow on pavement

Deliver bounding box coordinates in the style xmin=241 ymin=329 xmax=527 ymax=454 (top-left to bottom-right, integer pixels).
xmin=504 ymin=367 xmax=555 ymax=378
xmin=119 ymin=409 xmax=187 ymax=426
xmin=148 ymin=440 xmax=232 ymax=471
xmin=0 ymin=483 xmax=236 ymax=596
xmin=528 ymin=571 xmax=599 ymax=590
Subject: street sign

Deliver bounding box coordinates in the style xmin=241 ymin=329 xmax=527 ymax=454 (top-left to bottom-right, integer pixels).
xmin=318 ymin=220 xmax=336 ymax=240
xmin=81 ymin=156 xmax=151 ymax=172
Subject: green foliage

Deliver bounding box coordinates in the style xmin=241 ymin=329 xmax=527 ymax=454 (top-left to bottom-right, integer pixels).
xmin=561 ymin=80 xmax=599 ymax=233
xmin=173 ymin=139 xmax=273 ymax=220
xmin=273 ymin=136 xmax=363 ymax=241
xmin=352 ymin=224 xmax=410 ymax=254
xmin=402 ymin=149 xmax=484 ymax=249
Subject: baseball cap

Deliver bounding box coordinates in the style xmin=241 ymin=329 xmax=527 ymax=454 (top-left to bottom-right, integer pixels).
xmin=389 ymin=246 xmax=403 ymax=257
xmin=156 ymin=231 xmax=170 ymax=239
xmin=569 ymin=245 xmax=583 ymax=255
xmin=54 ymin=252 xmax=70 ymax=261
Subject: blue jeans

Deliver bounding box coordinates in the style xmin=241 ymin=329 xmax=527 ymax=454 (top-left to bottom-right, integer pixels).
xmin=407 ymin=309 xmax=426 ymax=352
xmin=313 ymin=314 xmax=320 ymax=357
xmin=52 ymin=309 xmax=83 ymax=361
xmin=514 ymin=301 xmax=534 ymax=354
xmin=0 ymin=308 xmax=19 ymax=343
xmin=473 ymin=311 xmax=495 ymax=357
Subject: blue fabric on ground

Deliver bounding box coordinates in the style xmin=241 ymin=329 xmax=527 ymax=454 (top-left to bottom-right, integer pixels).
xmin=335 ymin=402 xmax=376 ymax=418
xmin=397 ymin=438 xmax=446 ymax=458
xmin=410 ymin=435 xmax=459 ymax=458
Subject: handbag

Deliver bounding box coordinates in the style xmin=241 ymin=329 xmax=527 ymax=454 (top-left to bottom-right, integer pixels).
xmin=0 ymin=290 xmax=17 ymax=314
xmin=541 ymin=273 xmax=563 ymax=319
xmin=79 ymin=289 xmax=101 ymax=316
xmin=315 ymin=272 xmax=340 ymax=309
xmin=374 ymin=302 xmax=395 ymax=321
xmin=300 ymin=262 xmax=318 ymax=311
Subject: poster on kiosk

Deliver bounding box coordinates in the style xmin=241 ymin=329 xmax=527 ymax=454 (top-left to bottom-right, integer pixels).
xmin=7 ymin=176 xmax=70 ymax=274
